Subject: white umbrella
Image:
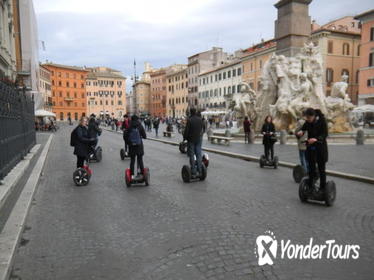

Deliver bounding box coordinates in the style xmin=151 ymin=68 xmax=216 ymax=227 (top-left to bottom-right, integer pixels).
xmin=35 ymin=109 xmax=56 ymax=117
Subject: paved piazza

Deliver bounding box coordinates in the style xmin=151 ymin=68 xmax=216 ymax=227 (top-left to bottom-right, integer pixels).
xmin=11 ymin=126 xmax=374 ymax=280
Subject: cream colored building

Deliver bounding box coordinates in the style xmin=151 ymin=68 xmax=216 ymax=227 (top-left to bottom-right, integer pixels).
xmin=198 ymin=60 xmax=243 ymax=110
xmin=85 ymin=67 xmax=126 ymax=118
xmin=134 ymin=80 xmax=151 ymax=115
xmin=166 ymin=66 xmax=188 ymax=118
xmin=39 ymin=65 xmax=52 ymax=111
xmin=0 ymin=0 xmax=17 ymax=80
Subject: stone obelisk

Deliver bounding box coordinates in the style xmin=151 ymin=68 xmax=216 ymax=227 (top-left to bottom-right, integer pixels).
xmin=274 ymin=0 xmax=313 ymax=57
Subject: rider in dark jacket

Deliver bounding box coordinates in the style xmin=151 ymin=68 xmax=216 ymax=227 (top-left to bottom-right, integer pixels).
xmin=183 ymin=108 xmax=204 ymax=176
xmin=261 ymin=116 xmax=276 ymax=161
xmin=74 ymin=117 xmax=95 ymax=168
xmin=127 ymin=115 xmax=147 ymax=176
xmin=297 ymin=108 xmax=328 ymax=191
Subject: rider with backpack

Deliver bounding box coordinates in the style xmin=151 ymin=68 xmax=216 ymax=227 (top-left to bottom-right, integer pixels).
xmin=127 ymin=115 xmax=147 ymax=178
xmin=71 ymin=117 xmax=95 ymax=168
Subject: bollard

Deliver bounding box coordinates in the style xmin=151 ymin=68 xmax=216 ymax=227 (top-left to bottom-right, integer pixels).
xmin=225 ymin=129 xmax=231 ymax=138
xmin=280 ymin=130 xmax=287 ymax=145
xmin=356 ymin=129 xmax=365 ymax=145
xmin=249 ymin=130 xmax=255 ymax=144
xmin=207 ymin=128 xmax=213 ymax=141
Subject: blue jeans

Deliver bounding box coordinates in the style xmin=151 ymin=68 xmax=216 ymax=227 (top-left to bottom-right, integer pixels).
xmin=299 ymin=149 xmax=309 ymax=172
xmin=187 ymin=139 xmax=202 ymax=175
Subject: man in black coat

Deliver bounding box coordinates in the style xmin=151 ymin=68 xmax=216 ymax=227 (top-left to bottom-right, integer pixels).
xmin=127 ymin=115 xmax=147 ymax=177
xmin=297 ymin=108 xmax=328 ymax=191
xmin=74 ymin=117 xmax=95 ymax=168
xmin=183 ymin=108 xmax=204 ymax=176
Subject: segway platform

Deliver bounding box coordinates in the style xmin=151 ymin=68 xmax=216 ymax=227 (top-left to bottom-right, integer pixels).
xmin=299 ymin=177 xmax=336 ymax=206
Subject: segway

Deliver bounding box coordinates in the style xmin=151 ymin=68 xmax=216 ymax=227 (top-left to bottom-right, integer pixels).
xmin=299 ymin=176 xmax=336 ymax=206
xmin=293 ymin=164 xmax=307 ymax=183
xmin=125 ymin=167 xmax=150 ymax=187
xmin=120 ymin=145 xmax=130 ymax=160
xmin=181 ymin=161 xmax=207 ymax=183
xmin=73 ymin=162 xmax=92 ymax=186
xmin=179 ymin=141 xmax=187 ymax=154
xmin=259 ymin=155 xmax=278 ymax=169
xmin=88 ymin=146 xmax=102 ymax=162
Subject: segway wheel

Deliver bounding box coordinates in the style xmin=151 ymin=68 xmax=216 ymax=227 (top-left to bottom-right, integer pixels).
xmin=179 ymin=142 xmax=187 ymax=154
xmin=95 ymin=146 xmax=102 ymax=162
xmin=298 ymin=177 xmax=309 ymax=202
xmin=293 ymin=165 xmax=306 ymax=183
xmin=120 ymin=149 xmax=125 ymax=160
xmin=202 ymin=153 xmax=209 ymax=168
xmin=125 ymin=168 xmax=132 ymax=187
xmin=144 ymin=168 xmax=150 ymax=186
xmin=259 ymin=155 xmax=265 ymax=168
xmin=181 ymin=165 xmax=191 ymax=183
xmin=73 ymin=168 xmax=90 ymax=186
xmin=273 ymin=156 xmax=279 ymax=169
xmin=200 ymin=164 xmax=207 ymax=181
xmin=325 ymin=181 xmax=336 ymax=207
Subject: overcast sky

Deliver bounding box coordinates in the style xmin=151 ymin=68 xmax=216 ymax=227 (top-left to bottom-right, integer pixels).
xmin=34 ymin=0 xmax=373 ymax=85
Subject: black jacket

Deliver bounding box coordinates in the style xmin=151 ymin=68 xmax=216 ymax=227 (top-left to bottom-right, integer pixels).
xmin=301 ymin=116 xmax=329 ymax=162
xmin=261 ymin=122 xmax=275 ymax=145
xmin=127 ymin=120 xmax=147 ymax=156
xmin=74 ymin=125 xmax=93 ymax=158
xmin=183 ymin=115 xmax=203 ymax=144
xmin=88 ymin=119 xmax=101 ymax=139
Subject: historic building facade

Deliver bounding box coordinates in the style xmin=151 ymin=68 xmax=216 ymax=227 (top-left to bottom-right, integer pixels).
xmin=198 ymin=60 xmax=243 ymax=111
xmin=187 ymin=47 xmax=229 ymax=108
xmin=39 ymin=64 xmax=52 ymax=111
xmin=355 ymin=10 xmax=374 ymax=105
xmin=0 ymin=0 xmax=17 ymax=80
xmin=134 ymin=80 xmax=151 ymax=115
xmin=311 ymin=16 xmax=361 ymax=104
xmin=85 ymin=67 xmax=126 ymax=118
xmin=44 ymin=63 xmax=88 ymax=121
xmin=150 ymin=68 xmax=167 ymax=117
xmin=166 ymin=66 xmax=188 ymax=118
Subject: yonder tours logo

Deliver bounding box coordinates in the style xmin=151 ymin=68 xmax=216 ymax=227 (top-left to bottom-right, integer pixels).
xmin=255 ymin=231 xmax=360 ymax=266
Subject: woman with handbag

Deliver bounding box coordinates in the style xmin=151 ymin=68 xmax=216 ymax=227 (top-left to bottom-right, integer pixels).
xmin=261 ymin=116 xmax=276 ymax=162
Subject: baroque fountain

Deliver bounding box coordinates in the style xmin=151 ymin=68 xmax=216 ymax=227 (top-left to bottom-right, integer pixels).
xmin=228 ymin=42 xmax=355 ymax=133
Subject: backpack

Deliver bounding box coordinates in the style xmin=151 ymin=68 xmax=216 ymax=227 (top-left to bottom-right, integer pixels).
xmin=129 ymin=127 xmax=142 ymax=146
xmin=70 ymin=126 xmax=79 ymax=147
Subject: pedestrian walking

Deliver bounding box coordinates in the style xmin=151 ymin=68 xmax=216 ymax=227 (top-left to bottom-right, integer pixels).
xmin=243 ymin=116 xmax=252 ymax=144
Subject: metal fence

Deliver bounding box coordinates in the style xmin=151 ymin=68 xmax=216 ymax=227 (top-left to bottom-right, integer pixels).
xmin=0 ymin=81 xmax=36 ymax=180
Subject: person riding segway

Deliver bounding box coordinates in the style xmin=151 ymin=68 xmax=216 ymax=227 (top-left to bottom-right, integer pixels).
xmin=120 ymin=114 xmax=130 ymax=160
xmin=181 ymin=108 xmax=207 ymax=183
xmin=259 ymin=115 xmax=278 ymax=168
xmin=87 ymin=114 xmax=102 ymax=162
xmin=125 ymin=115 xmax=149 ymax=187
xmin=71 ymin=117 xmax=96 ymax=186
xmin=297 ymin=108 xmax=336 ymax=206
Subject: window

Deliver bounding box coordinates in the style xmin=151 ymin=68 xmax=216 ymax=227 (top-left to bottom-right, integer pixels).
xmin=219 ymin=73 xmax=222 ymax=80
xmin=342 ymin=43 xmax=350 ymax=55
xmin=233 ymin=69 xmax=236 ymax=77
xmin=227 ymin=70 xmax=231 ymax=78
xmin=326 ymin=68 xmax=334 ymax=84
xmin=367 ymin=79 xmax=374 ymax=87
xmin=66 ymin=82 xmax=70 ymax=87
xmin=238 ymin=67 xmax=242 ymax=75
xmin=328 ymin=40 xmax=333 ymax=54
xmin=58 ymin=81 xmax=62 ymax=86
xmin=357 ymin=45 xmax=361 ymax=56
xmin=232 ymin=85 xmax=236 ymax=94
xmin=356 ymin=70 xmax=359 ymax=84
xmin=371 ymin=27 xmax=374 ymax=41
xmin=369 ymin=52 xmax=374 ymax=67
xmin=223 ymin=72 xmax=226 ymax=79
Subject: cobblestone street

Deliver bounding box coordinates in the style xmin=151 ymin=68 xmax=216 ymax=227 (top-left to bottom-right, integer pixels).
xmin=11 ymin=126 xmax=374 ymax=280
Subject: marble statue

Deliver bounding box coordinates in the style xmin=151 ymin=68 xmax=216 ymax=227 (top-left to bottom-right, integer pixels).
xmin=228 ymin=82 xmax=257 ymax=129
xmin=225 ymin=42 xmax=355 ymax=133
